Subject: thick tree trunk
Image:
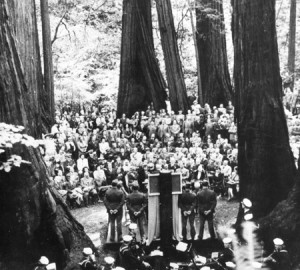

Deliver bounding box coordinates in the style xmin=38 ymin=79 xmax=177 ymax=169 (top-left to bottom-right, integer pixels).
xmin=0 ymin=1 xmax=35 ymax=136
xmin=40 ymin=0 xmax=55 ymax=126
xmin=232 ymin=0 xmax=296 ymax=219
xmin=0 ymin=1 xmax=95 ymax=269
xmin=6 ymin=0 xmax=46 ymax=137
xmin=117 ymin=0 xmax=167 ymax=117
xmin=155 ymin=0 xmax=189 ymax=113
xmin=196 ymin=0 xmax=233 ymax=107
xmin=287 ymin=0 xmax=297 ymax=91
xmin=0 ymin=144 xmax=95 ymax=270
xmin=187 ymin=0 xmax=203 ymax=106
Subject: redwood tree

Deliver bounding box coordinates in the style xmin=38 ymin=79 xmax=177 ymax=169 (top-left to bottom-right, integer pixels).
xmin=287 ymin=0 xmax=297 ymax=91
xmin=196 ymin=0 xmax=233 ymax=107
xmin=117 ymin=0 xmax=167 ymax=117
xmin=7 ymin=0 xmax=53 ymax=135
xmin=40 ymin=0 xmax=55 ymax=126
xmin=0 ymin=1 xmax=94 ymax=269
xmin=232 ymin=0 xmax=296 ymax=220
xmin=155 ymin=0 xmax=189 ymax=113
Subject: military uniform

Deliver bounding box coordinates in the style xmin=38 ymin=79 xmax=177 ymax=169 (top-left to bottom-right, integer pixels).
xmin=178 ymin=189 xmax=197 ymax=240
xmin=126 ymin=190 xmax=147 ymax=238
xmin=78 ymin=257 xmax=97 ymax=270
xmin=104 ymin=186 xmax=125 ymax=242
xmin=197 ymin=187 xmax=217 ymax=239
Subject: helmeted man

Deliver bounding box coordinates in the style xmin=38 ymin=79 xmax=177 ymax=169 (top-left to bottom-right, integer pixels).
xmin=197 ymin=181 xmax=217 ymax=240
xmin=104 ymin=179 xmax=125 ymax=242
xmin=178 ymin=182 xmax=197 ymax=241
xmin=126 ymin=182 xmax=147 ymax=239
xmin=78 ymin=248 xmax=97 ymax=270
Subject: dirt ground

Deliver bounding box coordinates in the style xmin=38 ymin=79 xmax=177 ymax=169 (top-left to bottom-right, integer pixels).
xmin=71 ymin=197 xmax=239 ymax=262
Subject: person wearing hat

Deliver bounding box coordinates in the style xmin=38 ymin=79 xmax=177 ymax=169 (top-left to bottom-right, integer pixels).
xmin=218 ymin=237 xmax=234 ymax=267
xmin=104 ymin=179 xmax=125 ymax=242
xmin=126 ymin=181 xmax=147 ymax=240
xmin=169 ymin=262 xmax=179 ymax=270
xmin=100 ymin=256 xmax=115 ymax=270
xmin=178 ymin=182 xmax=197 ymax=241
xmin=119 ymin=235 xmax=151 ymax=270
xmin=197 ymin=180 xmax=217 ymax=240
xmin=241 ymin=198 xmax=253 ymax=221
xmin=263 ymin=238 xmax=291 ymax=270
xmin=34 ymin=256 xmax=49 ymax=270
xmin=78 ymin=248 xmax=97 ymax=270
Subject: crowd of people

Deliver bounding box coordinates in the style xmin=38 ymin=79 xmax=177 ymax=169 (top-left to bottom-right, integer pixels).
xmin=32 ymin=95 xmax=298 ymax=269
xmin=43 ymin=100 xmax=239 ymax=212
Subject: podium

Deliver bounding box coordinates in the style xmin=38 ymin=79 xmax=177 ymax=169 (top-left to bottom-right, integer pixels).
xmin=147 ymin=172 xmax=182 ymax=250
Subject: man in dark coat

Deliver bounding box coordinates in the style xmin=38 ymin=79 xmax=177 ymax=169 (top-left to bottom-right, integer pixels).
xmin=197 ymin=181 xmax=217 ymax=240
xmin=104 ymin=179 xmax=125 ymax=242
xmin=263 ymin=238 xmax=292 ymax=270
xmin=178 ymin=182 xmax=197 ymax=241
xmin=126 ymin=182 xmax=147 ymax=239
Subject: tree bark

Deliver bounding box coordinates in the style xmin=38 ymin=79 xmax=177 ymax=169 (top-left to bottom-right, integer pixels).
xmin=187 ymin=0 xmax=203 ymax=106
xmin=287 ymin=0 xmax=297 ymax=91
xmin=155 ymin=0 xmax=189 ymax=113
xmin=40 ymin=0 xmax=55 ymax=126
xmin=232 ymin=0 xmax=296 ymax=220
xmin=117 ymin=0 xmax=167 ymax=117
xmin=0 ymin=1 xmax=95 ymax=269
xmin=196 ymin=0 xmax=233 ymax=107
xmin=6 ymin=0 xmax=46 ymax=137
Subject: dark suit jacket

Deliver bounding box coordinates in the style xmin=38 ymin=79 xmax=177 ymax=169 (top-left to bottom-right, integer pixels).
xmin=197 ymin=188 xmax=217 ymax=214
xmin=126 ymin=190 xmax=147 ymax=216
xmin=179 ymin=191 xmax=197 ymax=212
xmin=104 ymin=187 xmax=125 ymax=212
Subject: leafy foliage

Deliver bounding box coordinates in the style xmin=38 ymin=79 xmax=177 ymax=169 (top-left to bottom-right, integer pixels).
xmin=0 ymin=123 xmax=45 ymax=172
xmin=44 ymin=0 xmax=299 ymax=107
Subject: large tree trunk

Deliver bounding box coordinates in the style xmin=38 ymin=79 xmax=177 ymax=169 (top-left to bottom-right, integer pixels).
xmin=6 ymin=0 xmax=46 ymax=137
xmin=0 ymin=1 xmax=95 ymax=269
xmin=287 ymin=0 xmax=297 ymax=91
xmin=155 ymin=0 xmax=189 ymax=113
xmin=232 ymin=0 xmax=296 ymax=220
xmin=117 ymin=0 xmax=167 ymax=118
xmin=40 ymin=0 xmax=55 ymax=126
xmin=187 ymin=0 xmax=203 ymax=105
xmin=196 ymin=0 xmax=233 ymax=107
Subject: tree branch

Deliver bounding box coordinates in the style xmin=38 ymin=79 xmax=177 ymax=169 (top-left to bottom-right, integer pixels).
xmin=51 ymin=10 xmax=68 ymax=45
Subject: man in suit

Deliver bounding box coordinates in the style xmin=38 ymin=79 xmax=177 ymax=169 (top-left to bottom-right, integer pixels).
xmin=104 ymin=179 xmax=125 ymax=242
xmin=178 ymin=182 xmax=197 ymax=241
xmin=126 ymin=181 xmax=147 ymax=239
xmin=197 ymin=180 xmax=217 ymax=240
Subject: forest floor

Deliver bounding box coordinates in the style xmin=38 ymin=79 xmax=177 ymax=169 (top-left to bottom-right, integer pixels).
xmin=71 ymin=197 xmax=239 ymax=262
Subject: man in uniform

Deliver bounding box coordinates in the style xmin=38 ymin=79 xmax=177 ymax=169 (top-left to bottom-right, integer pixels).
xmin=104 ymin=179 xmax=125 ymax=242
xmin=197 ymin=181 xmax=217 ymax=240
xmin=34 ymin=256 xmax=49 ymax=270
xmin=263 ymin=238 xmax=292 ymax=270
xmin=126 ymin=182 xmax=147 ymax=240
xmin=119 ymin=235 xmax=151 ymax=270
xmin=178 ymin=182 xmax=197 ymax=241
xmin=78 ymin=247 xmax=97 ymax=270
xmin=241 ymin=198 xmax=252 ymax=220
xmin=101 ymin=257 xmax=115 ymax=270
xmin=218 ymin=237 xmax=234 ymax=267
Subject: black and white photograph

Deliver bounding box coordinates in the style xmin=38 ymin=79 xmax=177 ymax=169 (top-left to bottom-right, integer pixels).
xmin=0 ymin=0 xmax=299 ymax=269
